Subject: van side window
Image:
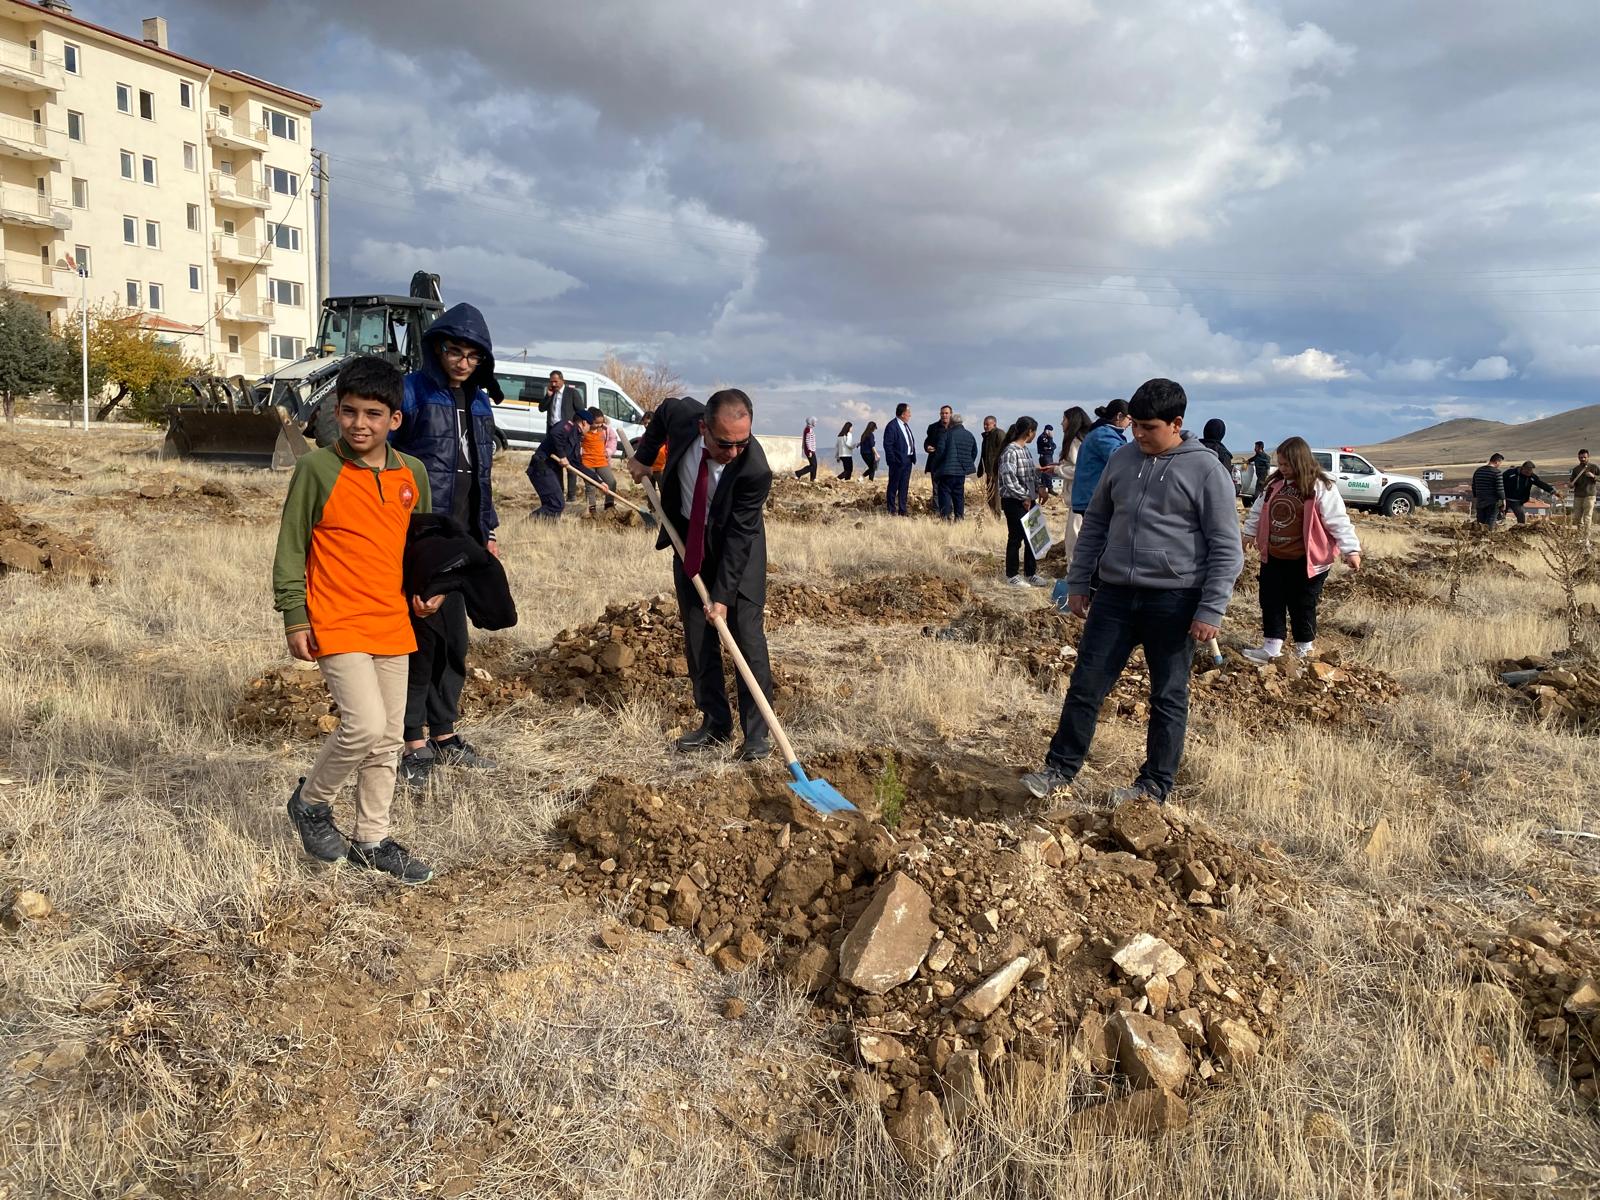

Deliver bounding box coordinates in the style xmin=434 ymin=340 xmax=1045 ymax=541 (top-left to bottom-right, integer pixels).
xmin=598 ymin=388 xmax=631 ymax=421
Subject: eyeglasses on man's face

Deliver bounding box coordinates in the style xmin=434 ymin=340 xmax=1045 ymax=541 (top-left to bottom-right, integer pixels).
xmin=442 ymin=345 xmax=483 ymax=365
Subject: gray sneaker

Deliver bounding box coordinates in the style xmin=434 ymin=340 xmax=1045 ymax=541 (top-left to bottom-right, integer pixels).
xmin=397 ymin=745 xmax=435 ymax=788
xmin=1108 ymin=784 xmax=1162 ymax=806
xmin=1021 ymin=769 xmax=1073 ymax=800
xmin=432 ymin=736 xmax=496 ymax=770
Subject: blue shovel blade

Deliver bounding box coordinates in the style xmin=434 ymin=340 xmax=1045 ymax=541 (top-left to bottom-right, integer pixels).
xmin=787 ymin=762 xmax=856 ymax=815
xmin=1050 ymin=579 xmax=1071 ymax=613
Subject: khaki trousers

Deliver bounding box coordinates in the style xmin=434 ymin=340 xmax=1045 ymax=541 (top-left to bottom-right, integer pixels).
xmin=303 ymin=652 xmax=408 ymax=844
xmin=1578 ymin=495 xmax=1595 ymax=530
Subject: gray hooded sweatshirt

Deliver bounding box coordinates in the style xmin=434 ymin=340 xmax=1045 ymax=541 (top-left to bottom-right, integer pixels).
xmin=1065 ymin=431 xmax=1244 ymax=626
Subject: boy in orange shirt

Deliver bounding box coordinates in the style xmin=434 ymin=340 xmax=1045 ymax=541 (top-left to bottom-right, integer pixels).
xmin=273 ymin=357 xmax=436 ymax=884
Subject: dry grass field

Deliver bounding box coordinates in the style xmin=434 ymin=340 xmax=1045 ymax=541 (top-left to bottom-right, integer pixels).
xmin=1 ymin=424 xmax=1598 ymax=1199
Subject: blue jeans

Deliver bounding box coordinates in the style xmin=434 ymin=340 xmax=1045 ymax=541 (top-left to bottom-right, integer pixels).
xmin=935 ymin=474 xmax=966 ymax=520
xmin=1044 ymin=583 xmax=1202 ymax=800
xmin=885 ymin=462 xmax=912 ymax=515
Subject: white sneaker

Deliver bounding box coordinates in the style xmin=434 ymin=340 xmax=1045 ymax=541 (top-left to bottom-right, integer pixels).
xmin=1025 ymin=575 xmax=1050 ymax=588
xmin=1241 ymin=646 xmax=1280 ymax=664
xmin=1007 ymin=576 xmax=1031 ymax=588
xmin=1293 ymin=642 xmax=1315 ymax=658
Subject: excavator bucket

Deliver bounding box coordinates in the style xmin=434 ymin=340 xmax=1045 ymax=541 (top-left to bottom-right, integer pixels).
xmin=163 ymin=403 xmax=310 ymax=469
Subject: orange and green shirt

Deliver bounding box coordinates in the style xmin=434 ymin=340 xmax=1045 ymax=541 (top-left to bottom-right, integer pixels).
xmin=580 ymin=427 xmax=610 ymax=469
xmin=272 ymin=441 xmax=430 ymax=658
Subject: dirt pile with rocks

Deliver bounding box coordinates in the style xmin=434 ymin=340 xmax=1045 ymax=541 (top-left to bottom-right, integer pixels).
xmin=926 ymin=601 xmax=1076 ymax=681
xmin=1491 ymin=653 xmax=1600 ymax=734
xmin=555 ymin=751 xmax=1298 ymax=1136
xmin=1403 ymin=539 xmax=1522 ymax=579
xmin=0 ymin=501 xmax=104 ymax=581
xmin=771 ymin=573 xmax=973 ymax=626
xmin=1324 ymin=557 xmax=1435 ymax=607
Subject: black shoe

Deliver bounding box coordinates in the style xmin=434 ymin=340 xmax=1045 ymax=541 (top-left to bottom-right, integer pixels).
xmin=431 ymin=736 xmax=496 ymax=769
xmin=286 ymin=778 xmax=346 ymax=863
xmin=347 ymin=838 xmax=434 ymax=885
xmin=736 ymin=737 xmax=773 ymax=762
xmin=675 ymin=723 xmax=733 ymax=753
xmin=397 ymin=746 xmax=435 ymax=788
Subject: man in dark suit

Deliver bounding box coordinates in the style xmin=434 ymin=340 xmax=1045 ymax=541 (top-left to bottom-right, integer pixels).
xmin=627 ymin=390 xmax=774 ymax=760
xmin=924 ymin=404 xmax=952 ymax=474
xmin=883 ymin=401 xmax=917 ymax=516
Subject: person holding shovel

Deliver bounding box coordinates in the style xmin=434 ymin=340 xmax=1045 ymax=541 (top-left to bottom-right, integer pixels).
xmin=526 ymin=407 xmax=594 ymax=520
xmin=628 ymin=390 xmax=775 ymax=761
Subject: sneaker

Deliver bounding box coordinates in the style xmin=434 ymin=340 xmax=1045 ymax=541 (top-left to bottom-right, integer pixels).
xmin=1024 ymin=575 xmax=1050 ymax=588
xmin=347 ymin=838 xmax=433 ymax=885
xmin=286 ymin=778 xmax=346 ymax=863
xmin=431 ymin=736 xmax=496 ymax=770
xmin=1007 ymin=576 xmax=1031 ymax=589
xmin=1107 ymin=784 xmax=1161 ymax=806
xmin=1241 ymin=646 xmax=1281 ymax=664
xmin=1021 ymin=769 xmax=1073 ymax=800
xmin=1293 ymin=642 xmax=1315 ymax=659
xmin=397 ymin=746 xmax=435 ymax=788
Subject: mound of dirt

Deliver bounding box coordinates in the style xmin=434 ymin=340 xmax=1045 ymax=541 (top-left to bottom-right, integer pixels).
xmin=0 ymin=438 xmax=80 ymax=483
xmin=1490 ymin=654 xmax=1600 ymax=734
xmin=927 ymin=601 xmax=1077 ymax=680
xmin=1324 ymin=557 xmax=1435 ymax=606
xmin=556 ymin=751 xmax=1297 ymax=1131
xmin=771 ymin=573 xmax=973 ymax=626
xmin=0 ymin=501 xmax=104 ymax=581
xmin=1403 ymin=539 xmax=1522 ymax=579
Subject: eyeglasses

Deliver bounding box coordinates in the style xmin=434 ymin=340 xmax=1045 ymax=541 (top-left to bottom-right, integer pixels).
xmin=442 ymin=346 xmax=483 ymax=364
xmin=711 ymin=436 xmax=751 ymax=450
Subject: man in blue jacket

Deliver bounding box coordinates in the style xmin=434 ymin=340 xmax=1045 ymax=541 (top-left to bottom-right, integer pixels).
xmin=527 ymin=407 xmax=595 ymax=519
xmin=883 ymin=401 xmax=917 ymax=516
xmin=928 ymin=412 xmax=979 ymax=520
xmin=1023 ymin=379 xmax=1242 ymax=807
xmin=392 ymin=303 xmax=500 ymax=784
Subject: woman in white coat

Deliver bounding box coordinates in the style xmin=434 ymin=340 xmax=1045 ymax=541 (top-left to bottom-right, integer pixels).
xmin=835 ymin=421 xmax=855 ymax=480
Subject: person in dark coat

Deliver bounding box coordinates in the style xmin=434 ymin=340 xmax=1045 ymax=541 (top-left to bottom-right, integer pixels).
xmin=978 ymin=414 xmax=1004 ymax=514
xmin=928 ymin=412 xmax=980 ymax=520
xmin=1472 ymin=453 xmax=1506 ymax=526
xmin=391 ymin=303 xmax=501 ymax=784
xmin=1501 ymin=460 xmax=1558 ymax=524
xmin=924 ymin=404 xmax=952 ymax=474
xmin=883 ymin=402 xmax=917 ymax=516
xmin=627 ymin=391 xmax=775 ymax=761
xmin=1200 ymin=418 xmax=1231 ymax=471
xmin=527 ymin=407 xmax=594 ymax=519
xmin=1036 ymin=425 xmax=1057 ymax=467
xmin=858 ymin=421 xmax=879 ymax=481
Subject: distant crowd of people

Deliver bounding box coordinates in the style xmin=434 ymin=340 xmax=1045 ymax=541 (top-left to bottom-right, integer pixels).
xmin=1471 ymin=451 xmax=1596 ymax=533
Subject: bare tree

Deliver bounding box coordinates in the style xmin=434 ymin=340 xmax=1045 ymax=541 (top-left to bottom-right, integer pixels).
xmin=1536 ymin=517 xmax=1592 ymax=654
xmin=600 ymin=350 xmax=682 ymax=414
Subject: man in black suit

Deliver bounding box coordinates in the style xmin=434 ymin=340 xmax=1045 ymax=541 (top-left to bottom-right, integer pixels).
xmin=627 ymin=390 xmax=774 ymax=760
xmin=924 ymin=404 xmax=952 ymax=474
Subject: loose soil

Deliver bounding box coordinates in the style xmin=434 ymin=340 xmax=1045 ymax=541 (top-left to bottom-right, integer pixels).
xmin=0 ymin=501 xmax=105 ymax=581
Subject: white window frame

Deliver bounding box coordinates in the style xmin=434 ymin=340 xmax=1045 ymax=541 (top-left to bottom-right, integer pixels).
xmin=271 ymin=334 xmax=305 ymax=360
xmin=147 ymin=282 xmax=163 ymax=311
xmin=141 ymin=156 xmax=157 ymax=186
xmin=268 ymin=166 xmax=297 ymax=196
xmin=264 ymin=108 xmax=298 ymax=142
xmin=270 ymin=278 xmax=303 ymax=307
xmin=145 ymin=220 xmax=160 ymax=249
xmin=188 ymin=264 xmax=201 ymax=291
xmin=119 ymin=150 xmax=134 ymax=180
xmin=122 ymin=215 xmax=136 ymax=245
xmin=182 ymin=142 xmax=197 ymax=172
xmin=125 ymin=279 xmax=140 ymax=307
xmin=70 ymin=177 xmax=87 ymax=209
xmin=186 ymin=203 xmax=200 ymax=232
xmin=63 ymin=43 xmax=79 ymax=75
xmin=268 ymin=222 xmax=301 ymax=252
xmin=179 ymin=80 xmax=193 ymax=109
xmin=139 ymin=90 xmax=155 ymax=121
xmin=73 ymin=245 xmax=90 ymax=276
xmin=66 ymin=110 xmax=83 ymax=142
xmin=116 ymin=83 xmax=131 ymax=114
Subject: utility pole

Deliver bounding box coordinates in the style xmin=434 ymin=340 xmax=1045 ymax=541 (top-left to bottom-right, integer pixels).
xmin=313 ymin=149 xmax=331 ymax=312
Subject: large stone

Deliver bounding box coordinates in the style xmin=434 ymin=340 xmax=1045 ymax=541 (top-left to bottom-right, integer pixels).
xmin=1509 ymin=913 xmax=1565 ymax=951
xmin=40 ymin=1040 xmax=88 ymax=1076
xmin=1109 ymin=799 xmax=1169 ymax=855
xmin=8 ymin=891 xmax=52 ymax=921
xmin=1071 ymin=1086 xmax=1189 ymax=1134
xmin=1180 ymin=861 xmax=1216 ymax=892
xmin=667 ymin=876 xmax=702 ymax=927
xmin=925 ymin=936 xmax=956 ymax=974
xmin=953 ymin=954 xmax=1031 ymax=1020
xmin=769 ymin=855 xmax=834 ymax=910
xmin=780 ymin=943 xmax=832 ymax=994
xmin=1565 ymin=978 xmax=1600 ymax=1016
xmin=0 ymin=541 xmax=47 ymax=573
xmin=837 ymin=871 xmax=936 ymax=995
xmin=857 ymin=1031 xmax=908 ymax=1065
xmin=1205 ymin=1017 xmax=1262 ymax=1070
xmin=886 ymin=1087 xmax=954 ymax=1172
xmin=1112 ymin=933 xmax=1187 ymax=983
xmin=1071 ymin=1011 xmax=1118 ymax=1072
xmin=942 ymin=1048 xmax=986 ymax=1120
xmin=1113 ymin=1011 xmax=1192 ymax=1092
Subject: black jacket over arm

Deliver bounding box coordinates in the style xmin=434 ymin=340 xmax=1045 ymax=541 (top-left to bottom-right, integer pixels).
xmin=632 ymin=396 xmax=772 ymax=608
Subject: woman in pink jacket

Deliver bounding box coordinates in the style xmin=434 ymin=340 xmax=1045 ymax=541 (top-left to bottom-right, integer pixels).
xmin=1240 ymin=437 xmax=1362 ymax=662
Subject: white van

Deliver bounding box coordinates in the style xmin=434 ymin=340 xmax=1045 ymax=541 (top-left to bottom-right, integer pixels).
xmin=488 ymin=362 xmax=649 ymax=452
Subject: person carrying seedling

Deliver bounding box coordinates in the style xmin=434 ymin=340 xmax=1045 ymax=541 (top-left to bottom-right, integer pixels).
xmin=275 ymin=357 xmax=436 ymax=885
xmin=1239 ymin=436 xmax=1362 ymax=663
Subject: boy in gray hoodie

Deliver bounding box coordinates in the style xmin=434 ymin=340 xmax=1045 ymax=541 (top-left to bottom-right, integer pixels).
xmin=1023 ymin=378 xmax=1243 ymax=805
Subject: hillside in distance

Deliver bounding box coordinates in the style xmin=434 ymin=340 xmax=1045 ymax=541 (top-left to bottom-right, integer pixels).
xmin=1358 ymin=403 xmax=1600 ymax=473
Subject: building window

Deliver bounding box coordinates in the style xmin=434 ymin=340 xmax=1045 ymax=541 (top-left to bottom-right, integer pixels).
xmin=271 ymin=334 xmax=305 ymax=360
xmin=179 ymin=81 xmax=193 ymax=109
xmin=270 ymin=278 xmax=303 ymax=307
xmin=119 ymin=150 xmax=134 ymax=180
xmin=265 ymin=108 xmax=298 ymax=142
xmin=268 ymin=166 xmax=297 ymax=196
xmin=141 ymin=156 xmax=157 ymax=186
xmin=227 ymin=334 xmax=240 ymax=354
xmin=145 ymin=221 xmax=160 ymax=248
xmin=148 ymin=282 xmax=163 ymax=311
xmin=63 ymin=43 xmax=79 ymax=74
xmin=268 ymin=222 xmax=301 ymax=251
xmin=122 ymin=216 xmax=136 ymax=244
xmin=139 ymin=90 xmax=154 ymax=121
xmin=186 ymin=203 xmax=200 ymax=232
xmin=125 ymin=280 xmax=140 ymax=307
xmin=66 ymin=110 xmax=83 ymax=141
xmin=71 ymin=178 xmax=87 ymax=208
xmin=183 ymin=142 xmax=197 ymax=172
xmin=116 ymin=83 xmax=131 ymax=114
xmin=188 ymin=264 xmax=201 ymax=291
xmin=73 ymin=245 xmax=90 ymax=276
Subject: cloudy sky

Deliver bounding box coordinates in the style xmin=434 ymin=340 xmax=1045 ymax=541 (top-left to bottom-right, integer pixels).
xmin=99 ymin=0 xmax=1600 ymax=444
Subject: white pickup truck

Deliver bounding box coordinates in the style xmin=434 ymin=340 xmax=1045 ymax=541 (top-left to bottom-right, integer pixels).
xmin=1240 ymin=447 xmax=1430 ymax=517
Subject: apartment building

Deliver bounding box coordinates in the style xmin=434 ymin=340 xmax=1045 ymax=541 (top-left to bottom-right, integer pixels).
xmin=0 ymin=0 xmax=319 ymax=378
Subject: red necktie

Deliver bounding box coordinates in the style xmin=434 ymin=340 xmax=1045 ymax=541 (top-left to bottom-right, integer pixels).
xmin=684 ymin=454 xmax=710 ymax=578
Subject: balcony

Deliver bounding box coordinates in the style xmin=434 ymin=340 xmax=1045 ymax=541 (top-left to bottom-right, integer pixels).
xmin=0 ymin=42 xmax=64 ymax=93
xmin=216 ymin=293 xmax=274 ymax=324
xmin=205 ymin=109 xmax=267 ymax=153
xmin=208 ymin=171 xmax=271 ymax=210
xmin=0 ymin=255 xmax=64 ymax=296
xmin=0 ymin=183 xmax=69 ymax=229
xmin=0 ymin=114 xmax=64 ymax=162
xmin=212 ymin=232 xmax=270 ymax=265
xmin=217 ymin=351 xmax=271 ymax=377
